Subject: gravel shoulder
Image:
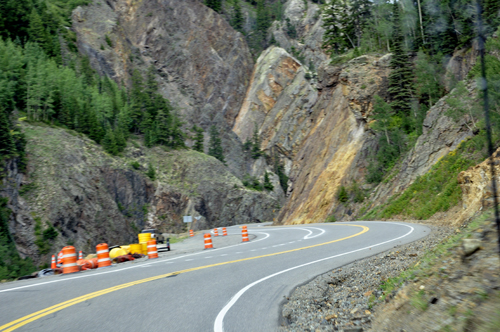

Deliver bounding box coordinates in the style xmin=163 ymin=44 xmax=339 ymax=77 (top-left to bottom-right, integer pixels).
xmin=278 ymin=222 xmax=455 ymax=332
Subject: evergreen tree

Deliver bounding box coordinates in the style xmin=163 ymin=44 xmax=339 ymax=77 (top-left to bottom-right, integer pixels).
xmin=387 ymin=1 xmax=414 ymax=131
xmin=192 ymin=125 xmax=204 ymax=152
xmin=102 ymin=125 xmax=118 ymax=155
xmin=263 ymin=172 xmax=274 ymax=191
xmin=208 ymin=125 xmax=225 ymax=164
xmin=371 ymin=95 xmax=394 ymax=145
xmin=155 ymin=109 xmax=171 ymax=146
xmin=146 ymin=163 xmax=156 ymax=181
xmin=232 ymin=0 xmax=244 ymax=32
xmin=169 ymin=116 xmax=186 ymax=149
xmin=0 ymin=109 xmax=15 ymax=158
xmin=251 ymin=126 xmax=262 ymax=159
xmin=205 ymin=0 xmax=222 ymax=12
xmin=28 ymin=10 xmax=47 ymax=49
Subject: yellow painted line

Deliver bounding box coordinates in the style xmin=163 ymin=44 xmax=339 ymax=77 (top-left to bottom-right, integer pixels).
xmin=0 ymin=224 xmax=368 ymax=332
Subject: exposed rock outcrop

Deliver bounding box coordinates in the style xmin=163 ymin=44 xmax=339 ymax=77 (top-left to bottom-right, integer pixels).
xmin=234 ymin=47 xmax=390 ymax=224
xmin=73 ymin=0 xmax=254 ymax=175
xmin=2 ymin=123 xmax=278 ymax=264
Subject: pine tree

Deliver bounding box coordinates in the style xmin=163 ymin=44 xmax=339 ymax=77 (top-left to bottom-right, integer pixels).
xmin=263 ymin=172 xmax=274 ymax=191
xmin=28 ymin=10 xmax=48 ymax=49
xmin=208 ymin=125 xmax=225 ymax=164
xmin=155 ymin=109 xmax=171 ymax=146
xmin=251 ymin=126 xmax=262 ymax=159
xmin=232 ymin=0 xmax=244 ymax=32
xmin=192 ymin=125 xmax=204 ymax=152
xmin=371 ymin=95 xmax=394 ymax=145
xmin=387 ymin=1 xmax=414 ymax=130
xmin=102 ymin=125 xmax=118 ymax=155
xmin=205 ymin=0 xmax=222 ymax=12
xmin=0 ymin=108 xmax=15 ymax=158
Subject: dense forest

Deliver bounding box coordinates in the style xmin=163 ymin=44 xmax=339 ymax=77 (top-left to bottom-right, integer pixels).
xmin=321 ymin=0 xmax=500 ymax=183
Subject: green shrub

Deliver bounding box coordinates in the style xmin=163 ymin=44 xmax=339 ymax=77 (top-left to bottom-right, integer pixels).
xmin=130 ymin=161 xmax=140 ymax=170
xmin=337 ymin=185 xmax=348 ymax=203
xmin=105 ymin=35 xmax=113 ymax=47
xmin=325 ymin=215 xmax=336 ymax=222
xmin=146 ymin=163 xmax=156 ymax=180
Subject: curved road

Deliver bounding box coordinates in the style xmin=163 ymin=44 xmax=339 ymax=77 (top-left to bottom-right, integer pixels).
xmin=0 ymin=222 xmax=430 ymax=332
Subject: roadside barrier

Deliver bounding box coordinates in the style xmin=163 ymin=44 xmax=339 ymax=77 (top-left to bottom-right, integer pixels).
xmin=204 ymin=233 xmax=213 ymax=249
xmin=189 ymin=230 xmax=194 ymax=237
xmin=141 ymin=242 xmax=148 ymax=255
xmin=242 ymin=226 xmax=249 ymax=242
xmin=62 ymin=246 xmax=79 ymax=274
xmin=222 ymin=227 xmax=227 ymax=236
xmin=96 ymin=243 xmax=112 ymax=268
xmin=51 ymin=255 xmax=56 ymax=269
xmin=138 ymin=233 xmax=152 ymax=243
xmin=147 ymin=239 xmax=159 ymax=259
xmin=78 ymin=251 xmax=83 ymax=260
xmin=214 ymin=228 xmax=219 ymax=237
xmin=57 ymin=251 xmax=63 ymax=265
xmin=129 ymin=243 xmax=142 ymax=255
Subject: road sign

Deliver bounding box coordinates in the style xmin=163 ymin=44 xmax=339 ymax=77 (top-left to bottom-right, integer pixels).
xmin=183 ymin=216 xmax=193 ymax=223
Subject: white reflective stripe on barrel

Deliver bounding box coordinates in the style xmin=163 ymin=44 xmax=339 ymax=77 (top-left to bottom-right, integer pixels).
xmin=96 ymin=250 xmax=109 ymax=254
xmin=62 ymin=253 xmax=76 ymax=258
xmin=98 ymin=258 xmax=111 ymax=263
xmin=147 ymin=245 xmax=156 ymax=248
xmin=148 ymin=251 xmax=158 ymax=255
xmin=62 ymin=263 xmax=77 ymax=267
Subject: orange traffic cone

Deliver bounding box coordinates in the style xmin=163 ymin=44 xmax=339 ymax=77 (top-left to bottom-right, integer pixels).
xmin=147 ymin=239 xmax=159 ymax=259
xmin=222 ymin=227 xmax=227 ymax=236
xmin=189 ymin=230 xmax=194 ymax=237
xmin=242 ymin=226 xmax=249 ymax=242
xmin=62 ymin=246 xmax=79 ymax=274
xmin=204 ymin=233 xmax=213 ymax=249
xmin=96 ymin=243 xmax=112 ymax=268
xmin=214 ymin=228 xmax=219 ymax=237
xmin=78 ymin=251 xmax=83 ymax=260
xmin=51 ymin=255 xmax=56 ymax=269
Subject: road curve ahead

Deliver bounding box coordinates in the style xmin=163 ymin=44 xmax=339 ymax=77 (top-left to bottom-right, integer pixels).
xmin=0 ymin=221 xmax=429 ymax=332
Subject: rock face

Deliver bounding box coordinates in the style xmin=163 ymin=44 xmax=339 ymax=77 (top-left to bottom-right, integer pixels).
xmin=72 ymin=0 xmax=254 ymax=175
xmin=457 ymin=146 xmax=500 ymax=223
xmin=2 ymin=123 xmax=278 ymax=264
xmin=272 ymin=0 xmax=328 ymax=70
xmin=234 ymin=47 xmax=390 ymax=224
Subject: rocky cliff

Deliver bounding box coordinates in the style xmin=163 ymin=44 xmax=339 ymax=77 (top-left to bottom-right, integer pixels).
xmin=2 ymin=123 xmax=278 ymax=263
xmin=234 ymin=47 xmax=391 ymax=224
xmin=72 ymin=0 xmax=254 ymax=176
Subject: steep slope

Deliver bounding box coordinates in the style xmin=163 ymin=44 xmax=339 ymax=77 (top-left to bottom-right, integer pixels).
xmin=2 ymin=123 xmax=278 ymax=264
xmin=72 ymin=0 xmax=254 ymax=175
xmin=234 ymin=48 xmax=390 ymax=224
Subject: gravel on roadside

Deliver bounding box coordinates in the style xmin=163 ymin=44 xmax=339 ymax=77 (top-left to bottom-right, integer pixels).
xmin=278 ymin=223 xmax=454 ymax=332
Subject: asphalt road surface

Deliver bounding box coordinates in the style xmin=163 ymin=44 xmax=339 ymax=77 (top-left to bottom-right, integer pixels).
xmin=0 ymin=221 xmax=430 ymax=332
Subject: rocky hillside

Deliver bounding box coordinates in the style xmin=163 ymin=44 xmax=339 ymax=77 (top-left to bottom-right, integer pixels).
xmin=2 ymin=122 xmax=278 ymax=263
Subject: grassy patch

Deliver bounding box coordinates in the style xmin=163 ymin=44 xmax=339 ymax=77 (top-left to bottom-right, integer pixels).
xmin=363 ymin=134 xmax=486 ymax=220
xmin=410 ymin=290 xmax=429 ymax=311
xmin=168 ymin=235 xmax=188 ymax=244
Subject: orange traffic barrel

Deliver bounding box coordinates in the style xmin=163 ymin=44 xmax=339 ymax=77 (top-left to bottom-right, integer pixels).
xmin=77 ymin=258 xmax=98 ymax=270
xmin=96 ymin=243 xmax=112 ymax=268
xmin=214 ymin=228 xmax=219 ymax=237
xmin=62 ymin=246 xmax=79 ymax=274
xmin=51 ymin=255 xmax=56 ymax=269
xmin=204 ymin=233 xmax=213 ymax=249
xmin=222 ymin=227 xmax=227 ymax=236
xmin=57 ymin=251 xmax=64 ymax=265
xmin=147 ymin=239 xmax=159 ymax=259
xmin=242 ymin=227 xmax=249 ymax=242
xmin=78 ymin=251 xmax=83 ymax=260
xmin=189 ymin=230 xmax=194 ymax=237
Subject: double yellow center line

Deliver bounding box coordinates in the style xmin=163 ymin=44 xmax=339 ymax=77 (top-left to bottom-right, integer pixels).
xmin=0 ymin=224 xmax=368 ymax=332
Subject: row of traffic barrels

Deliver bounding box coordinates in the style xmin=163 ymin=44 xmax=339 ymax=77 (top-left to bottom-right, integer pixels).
xmin=55 ymin=239 xmax=159 ymax=274
xmin=203 ymin=226 xmax=249 ymax=249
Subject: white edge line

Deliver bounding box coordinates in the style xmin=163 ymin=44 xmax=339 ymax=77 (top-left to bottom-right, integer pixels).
xmin=213 ymin=223 xmax=415 ymax=332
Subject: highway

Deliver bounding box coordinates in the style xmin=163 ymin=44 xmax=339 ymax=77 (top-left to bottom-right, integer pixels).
xmin=0 ymin=221 xmax=430 ymax=332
